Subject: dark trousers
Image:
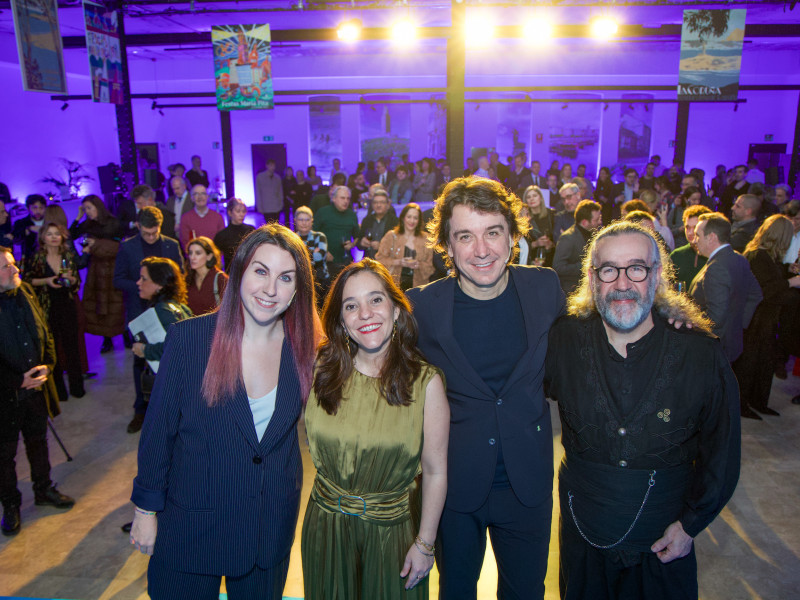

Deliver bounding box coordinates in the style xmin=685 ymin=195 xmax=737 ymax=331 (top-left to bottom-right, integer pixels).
xmin=559 ymin=517 xmax=698 ymax=600
xmin=133 ymin=355 xmax=147 ymax=414
xmin=147 ymin=555 xmax=290 ymax=600
xmin=436 ymin=486 xmax=552 ymax=600
xmin=0 ymin=390 xmax=52 ymax=507
xmin=48 ymin=295 xmax=84 ymax=399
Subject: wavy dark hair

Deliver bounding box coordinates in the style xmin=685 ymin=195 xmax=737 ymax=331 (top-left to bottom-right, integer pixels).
xmin=201 ymin=224 xmax=321 ymax=406
xmin=395 ymin=202 xmax=423 ymax=236
xmin=141 ymin=257 xmax=187 ymax=305
xmin=185 ymin=236 xmax=222 ymax=288
xmin=314 ymin=259 xmax=425 ymax=415
xmin=427 ymin=176 xmax=529 ymax=271
xmin=82 ymin=194 xmax=113 ymax=224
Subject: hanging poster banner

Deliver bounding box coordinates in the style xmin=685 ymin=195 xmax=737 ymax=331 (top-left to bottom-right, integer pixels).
xmin=212 ymin=24 xmax=273 ymax=111
xmin=10 ymin=0 xmax=67 ymax=93
xmin=83 ymin=0 xmax=123 ymax=104
xmin=678 ymin=9 xmax=746 ymax=102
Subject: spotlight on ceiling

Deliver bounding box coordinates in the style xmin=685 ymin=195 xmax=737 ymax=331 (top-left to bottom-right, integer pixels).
xmin=337 ymin=19 xmax=362 ymax=43
xmin=561 ymin=104 xmax=568 ymax=110
xmin=465 ymin=15 xmax=495 ymax=47
xmin=151 ymin=100 xmax=157 ymax=110
xmin=591 ymin=17 xmax=619 ymax=40
xmin=60 ymin=102 xmax=69 ymax=111
xmin=159 ymin=109 xmax=165 ymax=116
xmin=391 ymin=19 xmax=418 ymax=46
xmin=522 ymin=18 xmax=554 ymax=44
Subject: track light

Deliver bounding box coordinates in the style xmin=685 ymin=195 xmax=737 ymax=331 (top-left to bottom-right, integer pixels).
xmin=561 ymin=104 xmax=568 ymax=110
xmin=591 ymin=17 xmax=618 ymax=40
xmin=391 ymin=19 xmax=418 ymax=46
xmin=734 ymin=104 xmax=739 ymax=112
xmin=337 ymin=19 xmax=362 ymax=43
xmin=60 ymin=102 xmax=69 ymax=111
xmin=522 ymin=18 xmax=554 ymax=45
xmin=159 ymin=109 xmax=165 ymax=116
xmin=465 ymin=15 xmax=495 ymax=47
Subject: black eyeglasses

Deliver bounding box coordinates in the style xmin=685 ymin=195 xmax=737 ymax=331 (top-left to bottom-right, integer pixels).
xmin=593 ymin=264 xmax=653 ymax=283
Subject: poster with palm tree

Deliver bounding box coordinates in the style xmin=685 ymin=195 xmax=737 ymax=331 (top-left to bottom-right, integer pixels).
xmin=678 ymin=9 xmax=746 ymax=102
xmin=10 ymin=0 xmax=67 ymax=93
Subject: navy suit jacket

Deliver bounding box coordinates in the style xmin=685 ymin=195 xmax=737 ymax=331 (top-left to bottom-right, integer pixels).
xmin=113 ymin=233 xmax=183 ymax=324
xmin=131 ymin=314 xmax=303 ymax=576
xmin=690 ymin=245 xmax=763 ymax=363
xmin=407 ymin=266 xmax=566 ymax=512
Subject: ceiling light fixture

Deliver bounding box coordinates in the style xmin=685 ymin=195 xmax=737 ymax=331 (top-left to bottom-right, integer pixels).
xmin=337 ymin=19 xmax=362 ymax=43
xmin=522 ymin=18 xmax=554 ymax=45
xmin=391 ymin=19 xmax=418 ymax=46
xmin=465 ymin=15 xmax=495 ymax=48
xmin=591 ymin=17 xmax=619 ymax=40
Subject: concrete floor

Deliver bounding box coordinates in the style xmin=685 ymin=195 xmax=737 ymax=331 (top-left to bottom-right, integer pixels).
xmin=1 ymin=333 xmax=799 ymax=600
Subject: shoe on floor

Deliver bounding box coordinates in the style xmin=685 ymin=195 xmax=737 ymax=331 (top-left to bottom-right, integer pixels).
xmin=1 ymin=505 xmax=20 ymax=536
xmin=34 ymin=485 xmax=75 ymax=509
xmin=70 ymin=387 xmax=86 ymax=398
xmin=741 ymin=406 xmax=763 ymax=420
xmin=100 ymin=338 xmax=114 ymax=354
xmin=756 ymin=407 xmax=780 ymax=416
xmin=83 ymin=372 xmax=98 ymax=379
xmin=121 ymin=521 xmax=132 ymax=533
xmin=127 ymin=413 xmax=145 ymax=434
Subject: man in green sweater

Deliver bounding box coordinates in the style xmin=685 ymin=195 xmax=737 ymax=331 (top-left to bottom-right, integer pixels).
xmin=669 ymin=204 xmax=711 ymax=289
xmin=314 ymin=185 xmax=359 ymax=280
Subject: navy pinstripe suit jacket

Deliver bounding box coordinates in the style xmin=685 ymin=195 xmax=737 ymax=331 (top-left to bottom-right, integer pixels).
xmin=131 ymin=313 xmax=303 ymax=576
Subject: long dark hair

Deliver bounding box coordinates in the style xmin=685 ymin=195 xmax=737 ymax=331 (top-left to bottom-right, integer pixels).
xmin=314 ymin=259 xmax=424 ymax=415
xmin=201 ymin=224 xmax=321 ymax=406
xmin=82 ymin=194 xmax=113 ymax=224
xmin=185 ymin=236 xmax=222 ymax=287
xmin=395 ymin=202 xmax=423 ymax=236
xmin=141 ymin=257 xmax=187 ymax=305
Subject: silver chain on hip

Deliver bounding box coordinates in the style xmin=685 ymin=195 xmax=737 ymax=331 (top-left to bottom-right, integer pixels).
xmin=567 ymin=470 xmax=656 ymax=549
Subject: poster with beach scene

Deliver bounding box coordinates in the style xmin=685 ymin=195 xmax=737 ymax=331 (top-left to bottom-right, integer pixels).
xmin=11 ymin=0 xmax=67 ymax=93
xmin=678 ymin=9 xmax=746 ymax=102
xmin=212 ymin=24 xmax=273 ymax=110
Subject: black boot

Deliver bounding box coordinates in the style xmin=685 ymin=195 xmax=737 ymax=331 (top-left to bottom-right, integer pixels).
xmin=34 ymin=485 xmax=75 ymax=509
xmin=1 ymin=504 xmax=20 ymax=536
xmin=100 ymin=337 xmax=114 ymax=354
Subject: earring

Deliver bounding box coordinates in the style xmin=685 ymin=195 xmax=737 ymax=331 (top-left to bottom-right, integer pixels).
xmin=392 ymin=321 xmax=397 ymax=342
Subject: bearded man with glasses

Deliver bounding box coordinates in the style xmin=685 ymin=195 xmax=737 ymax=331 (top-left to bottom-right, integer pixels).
xmin=545 ymin=221 xmax=741 ymax=600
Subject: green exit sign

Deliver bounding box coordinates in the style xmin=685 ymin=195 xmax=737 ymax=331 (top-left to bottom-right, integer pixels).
xmin=765 ymin=134 xmax=774 ymax=141
xmin=263 ymin=135 xmax=274 ymax=141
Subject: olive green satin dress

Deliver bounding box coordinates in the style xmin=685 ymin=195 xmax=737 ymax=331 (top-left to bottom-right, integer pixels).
xmin=301 ymin=364 xmax=441 ymax=600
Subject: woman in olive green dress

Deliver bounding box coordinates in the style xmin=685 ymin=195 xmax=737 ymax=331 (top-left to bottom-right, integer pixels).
xmin=302 ymin=259 xmax=449 ymax=599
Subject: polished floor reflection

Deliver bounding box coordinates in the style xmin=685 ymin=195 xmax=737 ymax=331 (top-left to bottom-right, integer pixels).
xmin=1 ymin=334 xmax=799 ymax=599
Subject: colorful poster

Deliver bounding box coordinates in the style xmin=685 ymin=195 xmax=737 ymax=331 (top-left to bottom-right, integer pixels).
xmin=678 ymin=9 xmax=746 ymax=102
xmin=618 ymin=95 xmax=653 ymax=168
xmin=309 ymin=97 xmax=342 ymax=182
xmin=212 ymin=24 xmax=273 ymax=110
xmin=360 ymin=96 xmax=411 ymax=169
xmin=10 ymin=0 xmax=67 ymax=93
xmin=548 ymin=97 xmax=600 ymax=171
xmin=83 ymin=0 xmax=123 ymax=104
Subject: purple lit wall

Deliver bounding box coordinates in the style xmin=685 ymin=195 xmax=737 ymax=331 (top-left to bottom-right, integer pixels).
xmin=1 ymin=6 xmax=799 ymax=206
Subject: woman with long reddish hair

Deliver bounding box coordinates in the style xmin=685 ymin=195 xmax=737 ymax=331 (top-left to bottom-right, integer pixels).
xmin=129 ymin=224 xmax=321 ymax=600
xmin=301 ymin=259 xmax=449 ymax=599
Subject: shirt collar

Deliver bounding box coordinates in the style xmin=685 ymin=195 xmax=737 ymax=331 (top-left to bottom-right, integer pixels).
xmin=709 ymin=243 xmax=730 ymax=260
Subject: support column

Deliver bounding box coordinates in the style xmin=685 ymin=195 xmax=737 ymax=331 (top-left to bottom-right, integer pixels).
xmin=113 ymin=1 xmax=137 ymax=208
xmin=446 ymin=1 xmax=465 ymax=178
xmin=673 ymin=101 xmax=690 ymax=166
xmin=788 ymin=92 xmax=800 ymax=193
xmin=220 ymin=110 xmax=234 ymax=198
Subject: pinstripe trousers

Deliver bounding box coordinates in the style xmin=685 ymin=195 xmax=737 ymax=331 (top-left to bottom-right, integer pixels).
xmin=147 ymin=554 xmax=290 ymax=600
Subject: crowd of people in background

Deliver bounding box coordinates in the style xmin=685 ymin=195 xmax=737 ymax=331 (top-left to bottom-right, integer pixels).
xmin=1 ymin=148 xmax=799 ymax=599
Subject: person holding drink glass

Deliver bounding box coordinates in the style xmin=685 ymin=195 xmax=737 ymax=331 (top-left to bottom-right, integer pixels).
xmin=521 ymin=186 xmax=555 ymax=267
xmin=376 ymin=203 xmax=434 ymax=291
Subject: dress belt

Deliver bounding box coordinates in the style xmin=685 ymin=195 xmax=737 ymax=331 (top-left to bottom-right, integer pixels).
xmin=311 ymin=472 xmax=411 ymax=525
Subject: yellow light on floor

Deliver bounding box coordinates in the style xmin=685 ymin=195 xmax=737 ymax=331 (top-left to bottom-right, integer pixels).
xmin=591 ymin=17 xmax=619 ymax=40
xmin=337 ymin=19 xmax=362 ymax=43
xmin=465 ymin=16 xmax=495 ymax=47
xmin=522 ymin=18 xmax=554 ymax=45
xmin=391 ymin=20 xmax=418 ymax=46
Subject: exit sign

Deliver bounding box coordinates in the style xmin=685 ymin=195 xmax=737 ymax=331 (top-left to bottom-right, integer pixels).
xmin=765 ymin=134 xmax=774 ymax=141
xmin=263 ymin=135 xmax=274 ymax=141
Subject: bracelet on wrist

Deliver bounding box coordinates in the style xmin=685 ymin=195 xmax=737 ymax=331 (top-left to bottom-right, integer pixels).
xmin=415 ymin=535 xmax=435 ymax=553
xmin=135 ymin=507 xmax=156 ymax=516
xmin=414 ymin=541 xmax=434 ymax=557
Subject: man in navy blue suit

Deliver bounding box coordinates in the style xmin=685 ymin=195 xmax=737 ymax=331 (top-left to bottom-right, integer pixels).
xmin=113 ymin=207 xmax=183 ymax=433
xmin=407 ymin=178 xmax=565 ymax=599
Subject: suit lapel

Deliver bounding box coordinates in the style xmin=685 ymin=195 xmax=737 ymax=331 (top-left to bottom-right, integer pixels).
xmin=259 ymin=337 xmax=299 ymax=452
xmin=498 ymin=267 xmax=543 ymax=396
xmin=432 ymin=277 xmax=498 ymax=398
xmin=226 ymin=382 xmax=261 ymax=454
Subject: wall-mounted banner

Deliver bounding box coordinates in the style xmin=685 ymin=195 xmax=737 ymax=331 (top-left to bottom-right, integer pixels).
xmin=678 ymin=9 xmax=746 ymax=102
xmin=10 ymin=0 xmax=67 ymax=93
xmin=83 ymin=0 xmax=123 ymax=104
xmin=212 ymin=24 xmax=273 ymax=111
